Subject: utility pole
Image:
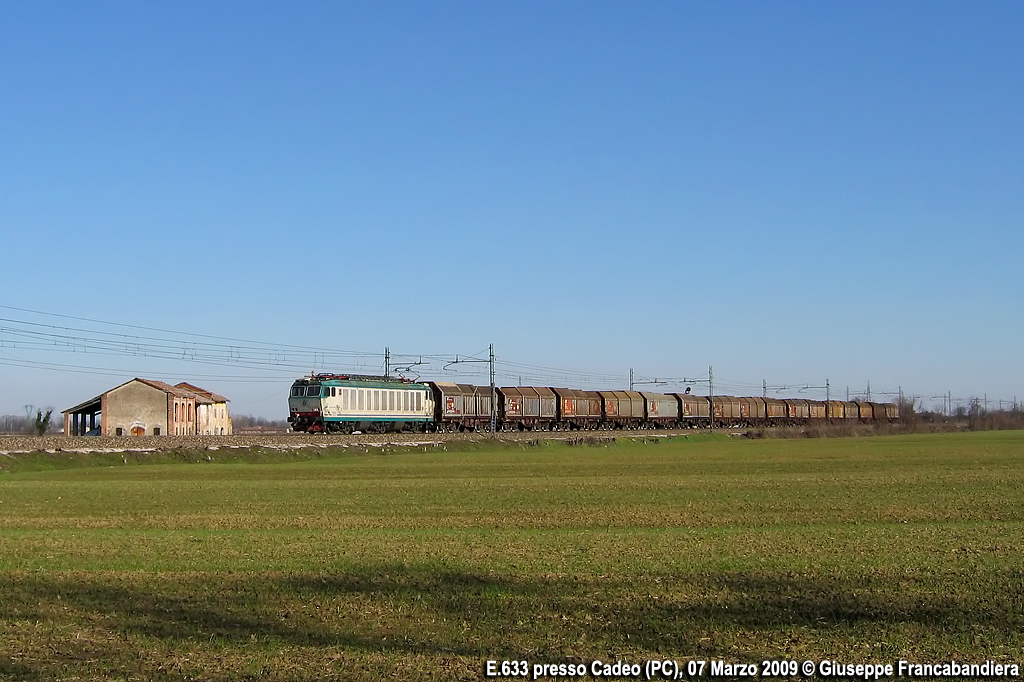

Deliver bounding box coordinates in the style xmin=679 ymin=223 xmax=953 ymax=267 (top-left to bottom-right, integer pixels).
xmin=826 ymin=378 xmax=831 ymax=422
xmin=867 ymin=381 xmax=872 ymax=401
xmin=384 ymin=347 xmax=390 ymax=378
xmin=629 ymin=368 xmax=634 ymax=391
xmin=443 ymin=349 xmax=496 ymax=432
xmin=489 ymin=343 xmax=496 ymax=434
xmin=763 ymin=379 xmax=767 ymax=398
xmin=709 ymin=365 xmax=714 ymax=432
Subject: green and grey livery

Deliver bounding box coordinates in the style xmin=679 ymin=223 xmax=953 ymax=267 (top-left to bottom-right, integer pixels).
xmin=288 ymin=374 xmax=435 ymax=433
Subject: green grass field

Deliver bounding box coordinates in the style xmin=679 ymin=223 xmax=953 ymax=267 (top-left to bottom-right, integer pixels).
xmin=2 ymin=431 xmax=1023 ymax=680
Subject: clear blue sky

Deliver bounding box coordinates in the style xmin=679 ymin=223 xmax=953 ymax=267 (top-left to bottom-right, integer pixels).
xmin=1 ymin=1 xmax=1021 ymax=417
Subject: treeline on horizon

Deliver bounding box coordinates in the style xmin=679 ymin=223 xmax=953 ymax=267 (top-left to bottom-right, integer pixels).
xmin=0 ymin=407 xmax=57 ymax=435
xmin=904 ymin=404 xmax=1024 ymax=432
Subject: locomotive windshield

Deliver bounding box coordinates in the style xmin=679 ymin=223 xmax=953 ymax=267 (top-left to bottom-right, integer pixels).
xmin=305 ymin=386 xmax=321 ymax=397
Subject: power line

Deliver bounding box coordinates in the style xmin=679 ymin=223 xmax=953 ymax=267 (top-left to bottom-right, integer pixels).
xmin=0 ymin=304 xmax=369 ymax=354
xmin=1 ymin=306 xmax=1017 ymax=409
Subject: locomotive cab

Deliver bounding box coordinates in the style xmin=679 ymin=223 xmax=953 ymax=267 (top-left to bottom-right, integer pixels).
xmin=288 ymin=381 xmax=324 ymax=431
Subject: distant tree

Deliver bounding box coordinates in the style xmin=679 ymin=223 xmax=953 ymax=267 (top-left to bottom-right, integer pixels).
xmin=34 ymin=408 xmax=53 ymax=436
xmin=13 ymin=405 xmax=56 ymax=435
xmin=232 ymin=414 xmax=290 ymax=431
xmin=896 ymin=395 xmax=919 ymax=431
xmin=0 ymin=414 xmax=31 ymax=433
xmin=967 ymin=397 xmax=984 ymax=430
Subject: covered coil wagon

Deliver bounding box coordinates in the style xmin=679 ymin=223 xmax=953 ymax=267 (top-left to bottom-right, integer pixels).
xmin=784 ymin=399 xmax=810 ymax=422
xmin=673 ymin=393 xmax=710 ymax=427
xmin=738 ymin=397 xmax=767 ymax=425
xmin=430 ymin=382 xmax=494 ymax=431
xmin=764 ymin=398 xmax=788 ymax=424
xmin=553 ymin=388 xmax=602 ymax=429
xmin=807 ymin=400 xmax=827 ymax=420
xmin=711 ymin=396 xmax=742 ymax=426
xmin=599 ymin=391 xmax=645 ymax=428
xmin=641 ymin=392 xmax=679 ymax=426
xmin=499 ymin=386 xmax=556 ymax=430
xmin=853 ymin=401 xmax=875 ymax=420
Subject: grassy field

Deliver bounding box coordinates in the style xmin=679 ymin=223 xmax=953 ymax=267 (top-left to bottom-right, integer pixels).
xmin=1 ymin=431 xmax=1023 ymax=680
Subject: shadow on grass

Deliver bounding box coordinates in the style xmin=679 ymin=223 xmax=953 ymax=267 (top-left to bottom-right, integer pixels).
xmin=1 ymin=566 xmax=1022 ymax=680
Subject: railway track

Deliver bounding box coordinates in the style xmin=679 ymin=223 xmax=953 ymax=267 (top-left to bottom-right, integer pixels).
xmin=0 ymin=428 xmax=737 ymax=455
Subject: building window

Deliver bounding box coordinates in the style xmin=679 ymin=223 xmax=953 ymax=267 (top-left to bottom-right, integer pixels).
xmin=116 ymin=427 xmax=123 ymax=436
xmin=154 ymin=427 xmax=161 ymax=435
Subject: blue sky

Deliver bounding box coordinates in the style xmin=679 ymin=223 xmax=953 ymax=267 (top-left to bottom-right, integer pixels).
xmin=1 ymin=1 xmax=1021 ymax=417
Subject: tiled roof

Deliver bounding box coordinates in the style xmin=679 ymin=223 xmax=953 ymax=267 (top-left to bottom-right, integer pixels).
xmin=134 ymin=378 xmax=199 ymax=399
xmin=63 ymin=377 xmax=230 ymax=413
xmin=174 ymin=382 xmax=229 ymax=403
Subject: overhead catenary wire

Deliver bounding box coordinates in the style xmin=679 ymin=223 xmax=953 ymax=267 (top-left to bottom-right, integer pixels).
xmin=0 ymin=305 xmax=1014 ymax=412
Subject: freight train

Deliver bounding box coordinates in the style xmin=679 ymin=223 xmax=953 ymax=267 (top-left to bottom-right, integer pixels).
xmin=288 ymin=374 xmax=899 ymax=433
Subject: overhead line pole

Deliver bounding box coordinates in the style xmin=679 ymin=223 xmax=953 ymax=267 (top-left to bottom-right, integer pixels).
xmin=490 ymin=343 xmax=496 ymax=434
xmin=709 ymin=365 xmax=714 ymax=432
xmin=441 ymin=345 xmax=497 ymax=434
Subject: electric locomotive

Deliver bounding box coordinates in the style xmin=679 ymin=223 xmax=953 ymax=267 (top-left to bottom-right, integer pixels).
xmin=288 ymin=374 xmax=434 ymax=433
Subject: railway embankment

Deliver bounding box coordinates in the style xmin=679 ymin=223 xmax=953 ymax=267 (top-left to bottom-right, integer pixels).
xmin=0 ymin=429 xmax=726 ymax=458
